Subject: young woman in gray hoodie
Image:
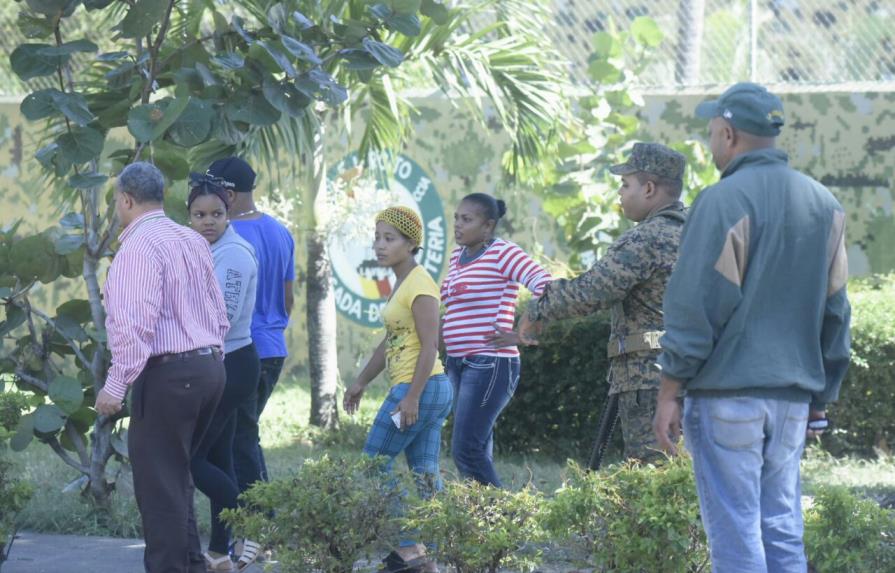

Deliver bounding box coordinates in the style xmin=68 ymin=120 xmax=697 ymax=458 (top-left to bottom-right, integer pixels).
xmin=187 ymin=173 xmax=261 ymax=572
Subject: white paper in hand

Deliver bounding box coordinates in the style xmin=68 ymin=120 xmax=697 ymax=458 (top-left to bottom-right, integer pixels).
xmin=391 ymin=411 xmax=402 ymax=429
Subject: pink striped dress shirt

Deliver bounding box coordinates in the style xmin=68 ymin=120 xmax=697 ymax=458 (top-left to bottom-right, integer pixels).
xmin=102 ymin=209 xmax=229 ymax=400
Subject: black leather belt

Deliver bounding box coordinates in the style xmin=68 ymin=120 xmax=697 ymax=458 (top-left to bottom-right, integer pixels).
xmin=146 ymin=346 xmax=220 ymax=367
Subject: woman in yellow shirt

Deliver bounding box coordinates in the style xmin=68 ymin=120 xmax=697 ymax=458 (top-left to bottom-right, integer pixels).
xmin=343 ymin=206 xmax=451 ymax=573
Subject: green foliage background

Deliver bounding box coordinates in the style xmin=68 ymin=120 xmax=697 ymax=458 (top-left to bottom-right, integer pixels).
xmin=823 ymin=275 xmax=895 ymax=457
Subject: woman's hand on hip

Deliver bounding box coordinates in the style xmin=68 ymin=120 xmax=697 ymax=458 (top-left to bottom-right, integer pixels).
xmin=485 ymin=325 xmax=522 ymax=348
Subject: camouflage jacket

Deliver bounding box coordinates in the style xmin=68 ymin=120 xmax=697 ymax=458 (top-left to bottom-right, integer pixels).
xmin=530 ymin=201 xmax=687 ymax=394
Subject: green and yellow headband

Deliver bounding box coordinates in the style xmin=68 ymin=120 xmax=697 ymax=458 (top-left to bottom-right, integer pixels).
xmin=375 ymin=206 xmax=423 ymax=246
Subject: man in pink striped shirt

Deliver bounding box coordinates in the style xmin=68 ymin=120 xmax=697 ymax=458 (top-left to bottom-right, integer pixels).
xmin=95 ymin=162 xmax=229 ymax=573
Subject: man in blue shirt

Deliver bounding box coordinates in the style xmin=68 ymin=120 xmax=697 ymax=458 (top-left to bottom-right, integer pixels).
xmin=653 ymin=83 xmax=851 ymax=572
xmin=207 ymin=157 xmax=295 ymax=490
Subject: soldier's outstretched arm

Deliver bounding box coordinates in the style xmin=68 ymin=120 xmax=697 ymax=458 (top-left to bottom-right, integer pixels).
xmin=529 ymin=233 xmax=655 ymax=323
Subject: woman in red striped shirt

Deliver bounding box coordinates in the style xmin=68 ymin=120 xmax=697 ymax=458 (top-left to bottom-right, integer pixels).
xmin=441 ymin=193 xmax=551 ymax=486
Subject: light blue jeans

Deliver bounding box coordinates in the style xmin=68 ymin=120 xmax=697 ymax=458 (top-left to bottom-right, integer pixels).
xmin=684 ymin=396 xmax=809 ymax=573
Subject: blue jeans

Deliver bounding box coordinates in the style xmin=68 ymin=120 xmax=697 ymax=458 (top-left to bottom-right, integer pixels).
xmin=363 ymin=374 xmax=453 ymax=548
xmin=233 ymin=356 xmax=284 ymax=493
xmin=445 ymin=355 xmax=520 ymax=487
xmin=684 ymin=396 xmax=809 ymax=573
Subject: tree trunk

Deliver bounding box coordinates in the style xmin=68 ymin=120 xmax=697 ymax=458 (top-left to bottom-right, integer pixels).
xmin=305 ymin=125 xmax=340 ymax=430
xmin=83 ymin=189 xmax=114 ymax=507
xmin=676 ymin=0 xmax=706 ymax=85
xmin=87 ymin=420 xmax=114 ymax=508
xmin=306 ymin=233 xmax=340 ymax=429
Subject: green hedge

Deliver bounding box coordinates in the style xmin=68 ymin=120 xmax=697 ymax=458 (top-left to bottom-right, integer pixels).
xmin=224 ymin=453 xmax=893 ymax=573
xmin=223 ymin=455 xmax=403 ymax=573
xmin=546 ymin=457 xmax=708 ymax=572
xmin=804 ymin=485 xmax=895 ymax=572
xmin=406 ymin=482 xmax=545 ymax=573
xmin=491 ymin=275 xmax=895 ymax=459
xmin=1 ymin=387 xmax=33 ymax=566
xmin=495 ymin=308 xmax=613 ymax=460
xmin=824 ymin=275 xmax=895 ymax=456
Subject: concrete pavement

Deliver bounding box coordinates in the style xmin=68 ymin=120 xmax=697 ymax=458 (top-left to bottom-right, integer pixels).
xmin=2 ymin=532 xmax=263 ymax=573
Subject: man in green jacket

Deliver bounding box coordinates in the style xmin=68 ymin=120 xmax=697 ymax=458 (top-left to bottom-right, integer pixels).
xmin=654 ymin=83 xmax=851 ymax=573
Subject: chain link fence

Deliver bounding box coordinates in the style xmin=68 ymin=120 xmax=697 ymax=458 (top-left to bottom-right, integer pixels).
xmin=2 ymin=1 xmax=894 ymax=97
xmin=0 ymin=3 xmax=110 ymax=98
xmin=548 ymin=0 xmax=895 ymax=89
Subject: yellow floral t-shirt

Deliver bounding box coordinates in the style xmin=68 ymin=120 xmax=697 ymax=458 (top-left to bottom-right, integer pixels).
xmin=382 ymin=265 xmax=445 ymax=385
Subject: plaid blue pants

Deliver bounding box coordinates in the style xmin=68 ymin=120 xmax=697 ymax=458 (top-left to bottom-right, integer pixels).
xmin=363 ymin=374 xmax=453 ymax=547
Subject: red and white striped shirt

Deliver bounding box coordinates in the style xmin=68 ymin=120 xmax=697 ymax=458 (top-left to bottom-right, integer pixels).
xmin=441 ymin=239 xmax=551 ymax=357
xmin=103 ymin=209 xmax=229 ymax=400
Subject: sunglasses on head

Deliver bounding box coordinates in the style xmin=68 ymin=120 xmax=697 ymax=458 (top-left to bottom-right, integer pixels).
xmin=189 ymin=172 xmax=229 ymax=189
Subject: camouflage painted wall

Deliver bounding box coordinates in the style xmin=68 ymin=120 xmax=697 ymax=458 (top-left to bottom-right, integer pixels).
xmin=2 ymin=89 xmax=894 ymax=381
xmin=0 ymin=97 xmax=535 ymax=382
xmin=637 ymin=89 xmax=895 ymax=276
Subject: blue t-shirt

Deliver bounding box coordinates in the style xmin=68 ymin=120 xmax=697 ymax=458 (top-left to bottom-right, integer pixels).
xmin=231 ymin=214 xmax=295 ymax=359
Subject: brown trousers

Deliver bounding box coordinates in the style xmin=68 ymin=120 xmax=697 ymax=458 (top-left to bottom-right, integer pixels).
xmin=128 ymin=352 xmax=225 ymax=573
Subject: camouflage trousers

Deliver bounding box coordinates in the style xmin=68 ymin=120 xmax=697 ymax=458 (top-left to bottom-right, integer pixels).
xmin=617 ymin=388 xmax=665 ymax=463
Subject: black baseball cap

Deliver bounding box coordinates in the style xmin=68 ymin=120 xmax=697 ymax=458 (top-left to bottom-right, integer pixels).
xmin=206 ymin=156 xmax=256 ymax=193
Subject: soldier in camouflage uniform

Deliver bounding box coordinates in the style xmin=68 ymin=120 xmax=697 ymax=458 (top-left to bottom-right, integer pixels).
xmin=521 ymin=142 xmax=687 ymax=463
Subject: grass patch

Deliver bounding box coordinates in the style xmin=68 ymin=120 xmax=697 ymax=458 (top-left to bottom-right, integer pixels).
xmin=13 ymin=447 xmax=140 ymax=538
xmin=802 ymin=445 xmax=895 ymax=501
xmin=12 ymin=376 xmax=895 ymax=537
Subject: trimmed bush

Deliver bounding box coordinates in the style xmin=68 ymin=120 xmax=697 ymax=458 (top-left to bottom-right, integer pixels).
xmin=0 ymin=388 xmax=32 ymax=569
xmin=405 ymin=481 xmax=545 ymax=573
xmin=222 ymin=455 xmax=403 ymax=573
xmin=491 ymin=275 xmax=895 ymax=460
xmin=0 ymin=457 xmax=33 ymax=569
xmin=824 ymin=275 xmax=895 ymax=456
xmin=804 ymin=486 xmax=895 ymax=572
xmin=545 ymin=457 xmax=708 ymax=572
xmin=496 ymin=308 xmax=613 ymax=459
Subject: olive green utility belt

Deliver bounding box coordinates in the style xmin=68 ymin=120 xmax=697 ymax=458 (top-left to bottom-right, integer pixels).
xmin=607 ymin=331 xmax=663 ymax=358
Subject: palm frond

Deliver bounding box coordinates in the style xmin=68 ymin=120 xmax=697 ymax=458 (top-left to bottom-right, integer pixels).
xmin=353 ymin=72 xmax=416 ymax=166
xmin=225 ymin=0 xmax=332 ymax=26
xmin=192 ymin=0 xmax=573 ymax=187
xmin=189 ymin=108 xmax=318 ymax=189
xmin=166 ymin=0 xmax=212 ymax=42
xmin=397 ymin=0 xmax=576 ymax=184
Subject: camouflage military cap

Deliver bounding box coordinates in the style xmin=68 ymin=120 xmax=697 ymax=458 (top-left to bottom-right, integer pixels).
xmin=609 ymin=143 xmax=686 ymax=182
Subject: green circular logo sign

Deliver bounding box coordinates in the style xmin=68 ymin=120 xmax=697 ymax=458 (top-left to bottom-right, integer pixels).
xmin=328 ymin=152 xmax=447 ymax=328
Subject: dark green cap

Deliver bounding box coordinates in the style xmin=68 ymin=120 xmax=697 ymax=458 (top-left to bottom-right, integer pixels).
xmin=609 ymin=142 xmax=686 ymax=182
xmin=695 ymin=82 xmax=785 ymax=137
